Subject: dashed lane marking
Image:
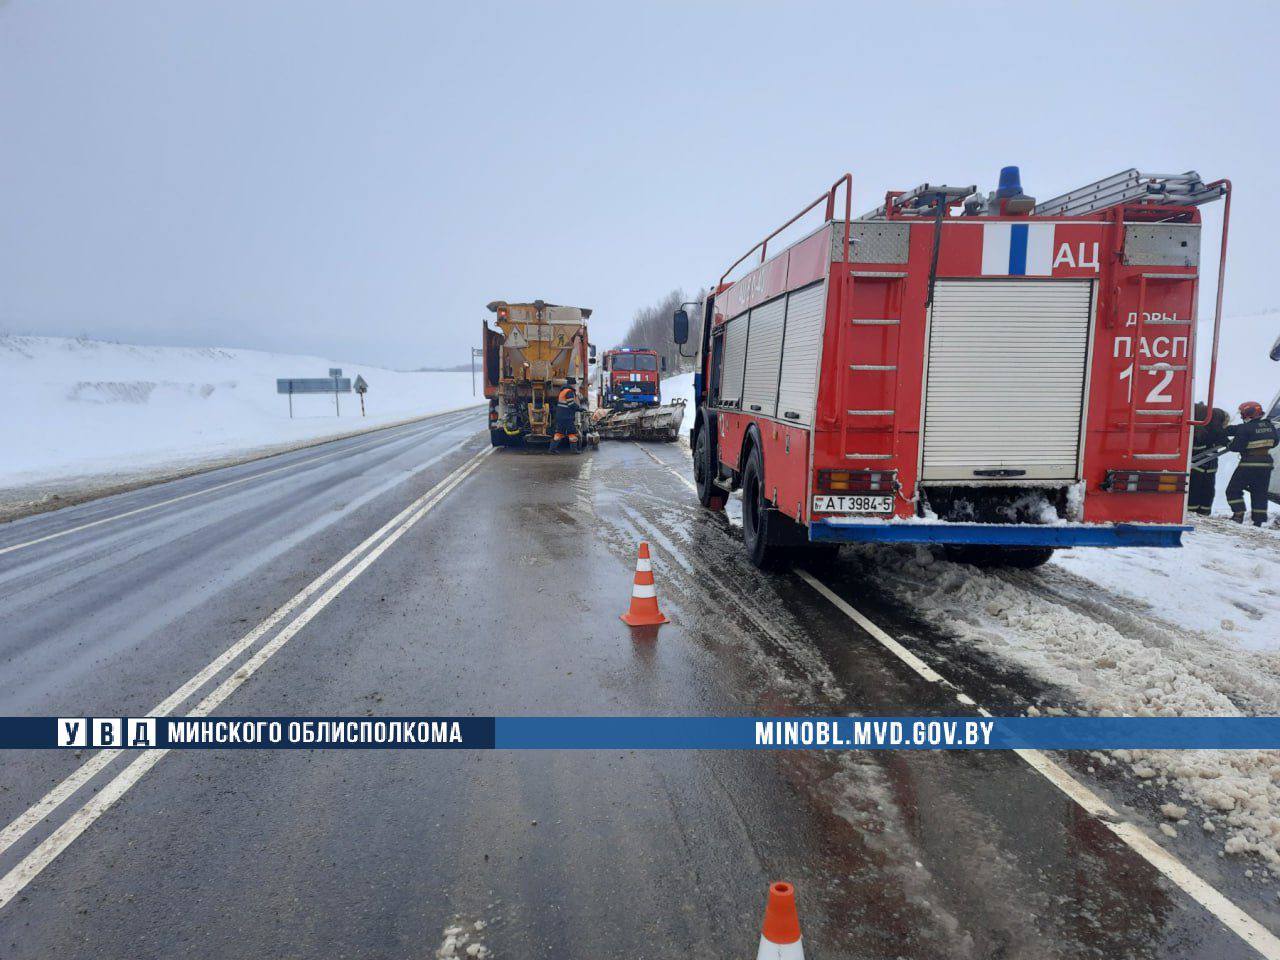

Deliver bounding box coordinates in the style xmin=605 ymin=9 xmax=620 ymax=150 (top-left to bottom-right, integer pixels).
xmin=0 ymin=446 xmax=492 ymax=911
xmin=0 ymin=407 xmax=481 ymax=558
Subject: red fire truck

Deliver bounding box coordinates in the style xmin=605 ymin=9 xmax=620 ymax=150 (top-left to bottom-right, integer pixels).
xmin=601 ymin=347 xmax=665 ymax=409
xmin=673 ymin=167 xmax=1231 ymax=569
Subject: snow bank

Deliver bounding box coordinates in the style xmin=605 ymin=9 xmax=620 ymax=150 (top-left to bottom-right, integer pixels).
xmin=662 ymin=370 xmax=696 ymax=411
xmin=1053 ymin=519 xmax=1280 ymax=652
xmin=0 ymin=334 xmax=481 ymax=490
xmin=845 ymin=541 xmax=1280 ymax=872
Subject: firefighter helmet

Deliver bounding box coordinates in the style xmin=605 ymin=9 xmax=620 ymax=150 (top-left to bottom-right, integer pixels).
xmin=1239 ymin=401 xmax=1265 ymax=420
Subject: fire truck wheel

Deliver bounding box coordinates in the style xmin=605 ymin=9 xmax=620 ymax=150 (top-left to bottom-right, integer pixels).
xmin=693 ymin=421 xmax=727 ymax=511
xmin=944 ymin=545 xmax=1054 ymax=569
xmin=741 ymin=445 xmax=787 ymax=570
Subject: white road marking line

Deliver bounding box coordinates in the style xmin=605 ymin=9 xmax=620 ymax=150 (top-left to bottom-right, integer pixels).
xmin=0 ymin=439 xmax=478 ymax=862
xmin=796 ymin=570 xmax=1280 ymax=959
xmin=638 ymin=444 xmax=696 ymax=492
xmin=0 ymin=433 xmax=474 ymax=859
xmin=0 ymin=408 xmax=480 ymax=558
xmin=0 ymin=446 xmax=492 ymax=913
xmin=0 ymin=439 xmax=485 ymax=864
xmin=796 ymin=572 xmax=944 ymax=684
xmin=635 ymin=439 xmax=1280 ymax=953
xmin=643 ymin=447 xmax=986 ymax=695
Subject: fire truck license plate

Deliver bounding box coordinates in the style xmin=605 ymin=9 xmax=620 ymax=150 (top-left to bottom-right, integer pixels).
xmin=812 ymin=494 xmax=893 ymax=515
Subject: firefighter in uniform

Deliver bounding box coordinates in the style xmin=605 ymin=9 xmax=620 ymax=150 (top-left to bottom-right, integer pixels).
xmin=552 ymin=378 xmax=580 ymax=452
xmin=1224 ymin=400 xmax=1278 ymax=525
xmin=1188 ymin=402 xmax=1230 ymax=516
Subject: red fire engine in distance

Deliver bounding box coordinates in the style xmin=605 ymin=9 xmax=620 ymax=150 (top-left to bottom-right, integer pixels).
xmin=601 ymin=347 xmax=664 ymax=409
xmin=673 ymin=167 xmax=1231 ymax=569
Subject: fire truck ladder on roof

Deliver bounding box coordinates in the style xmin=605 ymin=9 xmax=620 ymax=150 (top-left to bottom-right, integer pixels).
xmin=1034 ymin=170 xmax=1226 ymax=217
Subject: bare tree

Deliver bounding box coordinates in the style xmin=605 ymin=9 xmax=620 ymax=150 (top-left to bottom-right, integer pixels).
xmin=614 ymin=288 xmax=706 ymax=375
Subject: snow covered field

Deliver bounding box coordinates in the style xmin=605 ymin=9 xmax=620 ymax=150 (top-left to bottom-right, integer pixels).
xmin=0 ymin=334 xmax=481 ymax=507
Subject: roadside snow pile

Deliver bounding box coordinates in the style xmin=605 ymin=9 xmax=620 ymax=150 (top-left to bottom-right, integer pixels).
xmin=1053 ymin=519 xmax=1280 ymax=652
xmin=662 ymin=370 xmax=696 ymax=411
xmin=846 ymin=541 xmax=1280 ymax=873
xmin=0 ymin=334 xmax=479 ymax=490
xmin=434 ymin=917 xmax=490 ymax=958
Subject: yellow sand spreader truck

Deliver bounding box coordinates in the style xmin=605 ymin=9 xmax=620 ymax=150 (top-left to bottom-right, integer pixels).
xmin=481 ymin=299 xmax=600 ymax=450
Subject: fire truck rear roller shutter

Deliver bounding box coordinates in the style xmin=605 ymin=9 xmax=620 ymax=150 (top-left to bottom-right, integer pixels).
xmin=776 ymin=281 xmax=827 ymax=426
xmin=720 ymin=313 xmax=749 ymax=407
xmin=921 ymin=279 xmax=1093 ymax=482
xmin=741 ymin=296 xmax=786 ymax=419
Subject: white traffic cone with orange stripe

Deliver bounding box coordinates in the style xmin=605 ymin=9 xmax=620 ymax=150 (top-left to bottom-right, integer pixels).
xmin=620 ymin=541 xmax=668 ymax=626
xmin=757 ymin=881 xmax=804 ymax=960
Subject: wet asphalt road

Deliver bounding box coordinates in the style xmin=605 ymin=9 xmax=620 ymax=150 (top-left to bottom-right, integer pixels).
xmin=0 ymin=413 xmax=1276 ymax=959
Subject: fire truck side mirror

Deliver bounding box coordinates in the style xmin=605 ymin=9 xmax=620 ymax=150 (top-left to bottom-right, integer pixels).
xmin=661 ymin=356 xmax=667 ymax=372
xmin=673 ymin=309 xmax=689 ymax=345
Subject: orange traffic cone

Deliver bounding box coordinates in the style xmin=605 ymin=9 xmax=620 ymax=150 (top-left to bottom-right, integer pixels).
xmin=757 ymin=881 xmax=804 ymax=960
xmin=620 ymin=541 xmax=669 ymax=626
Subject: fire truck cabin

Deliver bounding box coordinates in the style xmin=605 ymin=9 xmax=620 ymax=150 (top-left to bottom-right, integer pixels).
xmin=602 ymin=347 xmax=664 ymax=409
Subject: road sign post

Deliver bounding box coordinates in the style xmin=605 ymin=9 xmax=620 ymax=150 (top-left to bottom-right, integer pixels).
xmin=354 ymin=375 xmax=368 ymax=417
xmin=329 ymin=369 xmax=343 ymax=417
xmin=277 ymin=375 xmax=352 ymax=418
xmin=471 ymin=347 xmax=484 ymax=396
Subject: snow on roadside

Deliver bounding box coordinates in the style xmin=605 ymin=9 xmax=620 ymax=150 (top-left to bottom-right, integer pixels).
xmin=662 ymin=370 xmax=696 ymax=412
xmin=1 ymin=334 xmax=481 ymax=491
xmin=844 ymin=539 xmax=1280 ymax=874
xmin=1053 ymin=517 xmax=1280 ymax=653
xmin=435 ymin=917 xmax=490 ymax=958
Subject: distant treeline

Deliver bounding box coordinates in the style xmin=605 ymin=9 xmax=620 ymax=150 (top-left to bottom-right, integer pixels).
xmin=613 ymin=288 xmax=706 ymax=375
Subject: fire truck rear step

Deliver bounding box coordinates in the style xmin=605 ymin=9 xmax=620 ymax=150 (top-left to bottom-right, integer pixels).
xmin=809 ymin=519 xmax=1188 ymax=548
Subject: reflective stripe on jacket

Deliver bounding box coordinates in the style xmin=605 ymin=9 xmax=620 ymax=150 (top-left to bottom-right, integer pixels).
xmin=1227 ymin=418 xmax=1278 ymax=464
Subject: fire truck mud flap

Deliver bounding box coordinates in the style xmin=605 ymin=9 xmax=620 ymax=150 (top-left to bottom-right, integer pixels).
xmin=807 ymin=520 xmax=1189 ymax=548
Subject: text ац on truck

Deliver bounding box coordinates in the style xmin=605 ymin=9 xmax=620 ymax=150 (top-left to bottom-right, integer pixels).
xmin=674 ymin=166 xmax=1232 ymax=570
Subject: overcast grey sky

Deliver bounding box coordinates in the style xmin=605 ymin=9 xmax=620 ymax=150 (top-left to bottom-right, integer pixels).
xmin=1 ymin=1 xmax=1277 ymax=368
